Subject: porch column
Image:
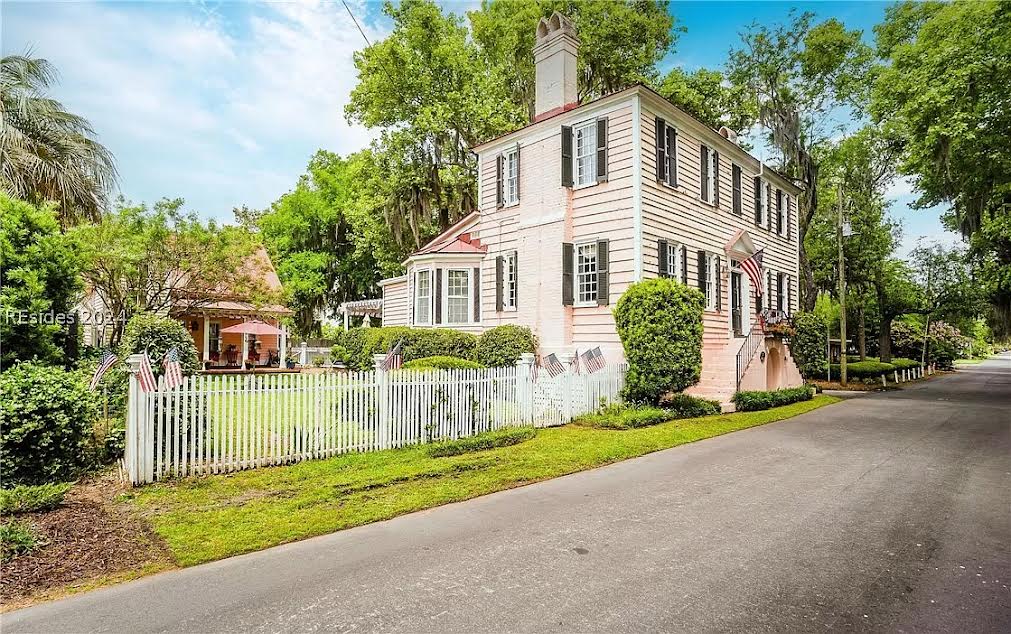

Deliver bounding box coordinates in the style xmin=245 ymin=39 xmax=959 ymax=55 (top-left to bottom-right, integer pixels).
xmin=241 ymin=333 xmax=249 ymax=370
xmin=279 ymin=324 xmax=287 ymax=367
xmin=343 ymin=308 xmax=349 ymax=331
xmin=202 ymin=314 xmax=210 ymax=362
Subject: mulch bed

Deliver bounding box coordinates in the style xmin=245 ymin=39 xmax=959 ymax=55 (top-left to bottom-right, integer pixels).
xmin=1 ymin=474 xmax=174 ymax=610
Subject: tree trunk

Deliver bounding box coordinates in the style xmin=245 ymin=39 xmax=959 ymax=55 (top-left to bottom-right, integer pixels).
xmin=879 ymin=317 xmax=894 ymax=363
xmin=858 ymin=304 xmax=866 ymax=361
xmin=796 ymin=159 xmax=819 ymax=311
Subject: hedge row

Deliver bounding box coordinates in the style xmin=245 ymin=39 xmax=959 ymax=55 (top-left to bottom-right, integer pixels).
xmin=333 ymin=325 xmax=537 ymax=371
xmin=732 ymin=386 xmax=813 ymax=412
xmin=427 ymin=426 xmax=536 ymax=457
xmin=573 ymin=394 xmax=721 ymax=430
xmin=401 ymin=356 xmax=485 ymax=371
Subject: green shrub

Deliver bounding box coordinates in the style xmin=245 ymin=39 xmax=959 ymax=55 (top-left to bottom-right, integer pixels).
xmin=475 ymin=325 xmax=538 ymax=367
xmin=119 ymin=312 xmax=200 ymax=375
xmin=663 ymin=393 xmax=722 ymax=418
xmin=0 ymin=482 xmax=72 ymax=514
xmin=339 ymin=327 xmax=479 ymax=371
xmin=889 ymin=357 xmax=921 ymax=370
xmin=574 ymin=395 xmax=721 ymax=430
xmin=0 ymin=363 xmax=98 ymax=485
xmin=401 ymin=356 xmax=485 ymax=371
xmin=790 ymin=312 xmax=828 ymax=379
xmin=828 ymin=360 xmax=896 ymax=379
xmin=0 ymin=519 xmax=39 ymax=561
xmin=614 ymin=278 xmax=704 ymax=405
xmin=732 ymin=386 xmax=813 ymax=412
xmin=428 ymin=426 xmax=535 ymax=457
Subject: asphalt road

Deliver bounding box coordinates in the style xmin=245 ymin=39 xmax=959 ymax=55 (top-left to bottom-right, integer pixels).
xmin=6 ymin=356 xmax=1010 ymax=633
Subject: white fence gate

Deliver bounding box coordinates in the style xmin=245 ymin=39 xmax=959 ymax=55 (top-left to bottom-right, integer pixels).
xmin=123 ymin=354 xmax=626 ymax=484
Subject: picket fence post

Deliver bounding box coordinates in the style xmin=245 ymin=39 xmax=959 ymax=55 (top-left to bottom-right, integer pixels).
xmin=123 ymin=353 xmax=152 ymax=485
xmin=374 ymin=354 xmax=390 ymax=450
xmin=516 ymin=353 xmax=534 ymax=424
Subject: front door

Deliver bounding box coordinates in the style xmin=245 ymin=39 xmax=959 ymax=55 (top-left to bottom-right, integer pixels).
xmin=731 ymin=271 xmax=743 ymax=336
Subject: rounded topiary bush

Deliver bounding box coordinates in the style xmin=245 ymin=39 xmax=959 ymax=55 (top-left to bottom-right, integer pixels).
xmin=118 ymin=312 xmax=199 ymax=374
xmin=0 ymin=362 xmax=99 ymax=485
xmin=476 ymin=325 xmax=538 ymax=367
xmin=790 ymin=311 xmax=828 ymax=379
xmin=614 ymin=278 xmax=704 ymax=405
xmin=401 ymin=356 xmax=485 ymax=371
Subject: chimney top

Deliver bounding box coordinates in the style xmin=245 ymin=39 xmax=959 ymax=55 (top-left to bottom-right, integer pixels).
xmin=718 ymin=126 xmax=739 ymax=143
xmin=533 ymin=12 xmax=580 ymax=121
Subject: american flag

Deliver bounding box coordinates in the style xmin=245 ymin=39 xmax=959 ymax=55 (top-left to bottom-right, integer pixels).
xmin=137 ymin=351 xmax=157 ymax=393
xmin=570 ymin=349 xmax=581 ymax=375
xmin=740 ymin=249 xmax=765 ymax=297
xmin=381 ymin=339 xmax=403 ymax=371
xmin=543 ymin=353 xmax=566 ymax=378
xmin=531 ymin=356 xmax=541 ymax=381
xmin=582 ymin=347 xmax=606 ymax=373
xmin=162 ymin=347 xmax=184 ymax=389
xmin=88 ymin=349 xmax=118 ymax=391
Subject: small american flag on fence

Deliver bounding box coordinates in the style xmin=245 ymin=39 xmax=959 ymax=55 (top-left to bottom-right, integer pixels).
xmin=570 ymin=349 xmax=581 ymax=375
xmin=531 ymin=356 xmax=541 ymax=381
xmin=162 ymin=347 xmax=183 ymax=389
xmin=89 ymin=349 xmax=118 ymax=391
xmin=138 ymin=351 xmax=157 ymax=393
xmin=582 ymin=347 xmax=606 ymax=373
xmin=543 ymin=353 xmax=566 ymax=378
xmin=381 ymin=340 xmax=404 ymax=371
xmin=740 ymin=249 xmax=765 ymax=297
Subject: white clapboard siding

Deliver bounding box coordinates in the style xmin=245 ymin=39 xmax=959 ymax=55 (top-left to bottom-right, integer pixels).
xmin=124 ymin=361 xmax=627 ymax=484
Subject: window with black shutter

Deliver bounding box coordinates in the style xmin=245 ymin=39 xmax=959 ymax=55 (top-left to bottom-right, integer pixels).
xmin=561 ymin=126 xmax=573 ymax=187
xmin=776 ymin=188 xmax=784 ymax=235
xmin=713 ymin=151 xmax=720 ymax=207
xmin=732 ymin=164 xmax=742 ymax=215
xmin=657 ymin=239 xmax=669 ymax=277
xmin=596 ymin=118 xmax=608 ymax=183
xmin=596 ymin=239 xmax=609 ymax=306
xmin=700 ymin=145 xmax=710 ymax=202
xmin=754 ymin=176 xmax=763 ymax=225
xmin=561 ymin=243 xmax=574 ymax=306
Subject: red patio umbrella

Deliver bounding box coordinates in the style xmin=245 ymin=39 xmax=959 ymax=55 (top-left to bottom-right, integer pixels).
xmin=220 ymin=320 xmax=283 ymax=336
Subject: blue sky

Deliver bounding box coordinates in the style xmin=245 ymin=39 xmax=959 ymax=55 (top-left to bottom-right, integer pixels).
xmin=3 ymin=1 xmax=953 ymax=254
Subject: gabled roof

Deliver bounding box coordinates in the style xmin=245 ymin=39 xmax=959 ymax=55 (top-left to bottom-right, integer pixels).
xmin=410 ymin=212 xmax=487 ymax=258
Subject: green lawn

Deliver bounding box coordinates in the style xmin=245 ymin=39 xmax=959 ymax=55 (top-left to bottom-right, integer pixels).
xmin=124 ymin=395 xmax=840 ymax=566
xmin=954 ymin=358 xmax=985 ymax=365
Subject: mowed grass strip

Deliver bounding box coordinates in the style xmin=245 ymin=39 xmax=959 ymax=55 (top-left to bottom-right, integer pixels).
xmin=125 ymin=395 xmax=840 ymax=566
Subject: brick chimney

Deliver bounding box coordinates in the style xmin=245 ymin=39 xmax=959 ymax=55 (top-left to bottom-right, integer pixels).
xmin=533 ymin=12 xmax=579 ymax=121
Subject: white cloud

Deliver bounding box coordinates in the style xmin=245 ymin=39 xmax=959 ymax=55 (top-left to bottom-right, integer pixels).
xmin=2 ymin=0 xmax=389 ymax=220
xmin=885 ymin=175 xmax=917 ymax=200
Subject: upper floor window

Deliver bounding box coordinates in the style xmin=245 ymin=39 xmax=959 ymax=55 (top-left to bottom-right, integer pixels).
xmin=700 ymin=145 xmax=718 ymax=205
xmin=732 ymin=164 xmax=743 ymax=215
xmin=776 ymin=189 xmax=785 ymax=236
xmin=574 ymin=121 xmax=597 ymax=186
xmin=704 ymin=252 xmax=718 ymax=311
xmin=667 ymin=242 xmax=682 ymax=281
xmin=504 ymin=147 xmax=519 ymax=206
xmin=575 ymin=241 xmax=598 ymax=305
xmin=754 ymin=177 xmax=770 ymax=228
xmin=504 ymin=252 xmax=517 ymax=310
xmin=446 ymin=269 xmax=471 ymax=324
xmin=777 ymin=272 xmax=785 ymax=311
xmin=414 ymin=269 xmax=432 ymax=325
xmin=655 ymin=118 xmax=678 ymax=187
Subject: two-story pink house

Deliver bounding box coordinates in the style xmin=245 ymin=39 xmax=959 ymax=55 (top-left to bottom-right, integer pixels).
xmin=379 ymin=12 xmax=804 ymax=404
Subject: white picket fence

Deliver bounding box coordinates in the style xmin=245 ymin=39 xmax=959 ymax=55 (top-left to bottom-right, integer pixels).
xmin=122 ymin=354 xmax=626 ymax=484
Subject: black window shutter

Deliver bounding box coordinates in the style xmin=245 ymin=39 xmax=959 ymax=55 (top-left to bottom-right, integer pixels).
xmin=776 ymin=189 xmax=784 ymax=233
xmin=681 ymin=245 xmax=688 ymax=284
xmin=787 ymin=196 xmax=793 ymax=240
xmin=754 ymin=176 xmax=762 ymax=225
xmin=434 ymin=268 xmax=443 ymax=324
xmin=473 ymin=267 xmax=481 ymax=322
xmin=732 ymin=164 xmax=742 ymax=215
xmin=597 ymin=239 xmax=609 ymax=306
xmin=697 ymin=250 xmax=707 ymax=293
xmin=655 ymin=117 xmax=666 ymax=183
xmin=767 ymin=183 xmax=773 ymax=231
xmin=671 ymin=126 xmax=679 ymax=187
xmin=561 ymin=243 xmax=574 ymax=306
xmin=495 ymin=256 xmax=504 ymax=312
xmin=700 ymin=145 xmax=709 ymax=202
xmin=786 ymin=275 xmax=792 ymax=315
xmin=657 ymin=239 xmax=669 ymax=277
xmin=715 ymin=256 xmax=722 ymax=311
xmin=496 ymin=155 xmax=504 ymax=208
xmin=713 ymin=151 xmax=720 ymax=206
xmin=596 ymin=118 xmax=608 ymax=183
xmin=561 ymin=126 xmax=573 ymax=187
xmin=777 ymin=273 xmax=784 ymax=310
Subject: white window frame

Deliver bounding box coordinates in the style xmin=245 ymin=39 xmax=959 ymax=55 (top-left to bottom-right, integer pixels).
xmin=758 ymin=179 xmax=769 ymax=227
xmin=574 ymin=241 xmax=599 ymax=307
xmin=777 ymin=190 xmax=786 ymax=236
xmin=766 ymin=270 xmax=774 ymax=306
xmin=504 ymin=251 xmax=517 ymax=310
xmin=666 ymin=241 xmax=684 ymax=283
xmin=704 ymin=252 xmax=718 ymax=311
xmin=444 ymin=268 xmax=472 ymax=325
xmin=702 ymin=145 xmax=716 ymax=204
xmin=777 ymin=272 xmax=786 ymax=311
xmin=661 ymin=121 xmax=679 ymax=187
xmin=413 ymin=268 xmax=433 ymax=326
xmin=573 ymin=120 xmax=597 ymax=187
xmin=503 ymin=146 xmax=519 ymax=206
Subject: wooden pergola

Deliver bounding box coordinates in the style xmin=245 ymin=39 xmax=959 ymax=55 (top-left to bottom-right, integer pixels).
xmin=337 ymin=298 xmax=383 ymax=330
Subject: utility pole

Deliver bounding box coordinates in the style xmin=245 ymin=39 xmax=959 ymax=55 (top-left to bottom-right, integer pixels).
xmin=837 ymin=185 xmax=848 ymax=387
xmin=921 ymin=263 xmax=932 ymax=368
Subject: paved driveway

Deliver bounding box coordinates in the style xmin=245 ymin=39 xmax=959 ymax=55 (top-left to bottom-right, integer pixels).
xmin=6 ymin=356 xmax=1010 ymax=633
